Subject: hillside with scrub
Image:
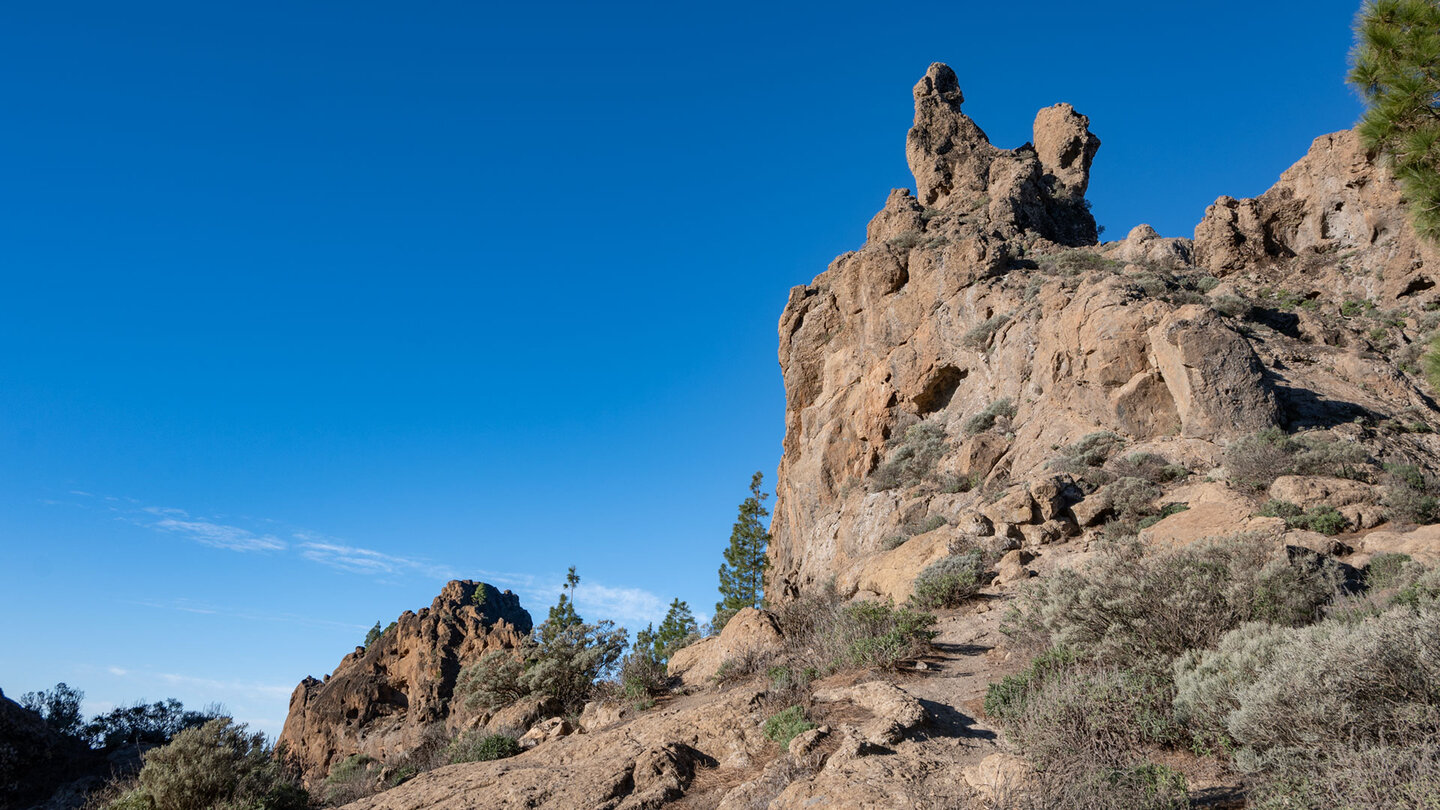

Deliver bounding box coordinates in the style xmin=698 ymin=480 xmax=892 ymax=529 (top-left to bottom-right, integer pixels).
xmin=9 ymin=3 xmax=1440 ymax=808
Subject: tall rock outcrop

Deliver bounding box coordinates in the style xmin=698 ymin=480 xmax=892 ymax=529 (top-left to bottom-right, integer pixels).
xmin=906 ymin=63 xmax=1102 ymax=246
xmin=278 ymin=581 xmax=532 ymax=783
xmin=770 ymin=63 xmax=1439 ymax=601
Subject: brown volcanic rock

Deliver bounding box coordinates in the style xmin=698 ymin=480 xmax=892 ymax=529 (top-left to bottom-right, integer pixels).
xmin=905 ymin=62 xmax=1100 ymax=246
xmin=1193 ymin=129 xmax=1438 ymax=302
xmin=1147 ymin=304 xmax=1281 ymax=439
xmin=770 ymin=65 xmax=1440 ymax=601
xmin=278 ymin=581 xmax=531 ymax=783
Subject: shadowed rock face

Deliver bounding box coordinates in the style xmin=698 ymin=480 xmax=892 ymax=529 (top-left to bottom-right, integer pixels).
xmin=278 ymin=581 xmax=532 ymax=783
xmin=769 ymin=63 xmax=1439 ymax=602
xmin=0 ymin=689 xmax=94 ymax=808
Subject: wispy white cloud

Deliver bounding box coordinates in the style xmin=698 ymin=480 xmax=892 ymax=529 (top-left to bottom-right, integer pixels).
xmin=130 ymin=597 xmax=369 ymax=632
xmin=296 ymin=536 xmax=457 ymax=580
xmin=535 ymin=581 xmax=667 ymax=631
xmin=152 ymin=516 xmax=287 ymax=552
xmin=154 ymin=672 xmax=294 ymax=701
xmin=107 ymin=666 xmax=128 ymax=676
xmin=52 ymin=492 xmax=672 ymax=629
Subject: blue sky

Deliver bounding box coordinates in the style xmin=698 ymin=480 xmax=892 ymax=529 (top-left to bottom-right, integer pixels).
xmin=1 ymin=1 xmax=1365 ymax=737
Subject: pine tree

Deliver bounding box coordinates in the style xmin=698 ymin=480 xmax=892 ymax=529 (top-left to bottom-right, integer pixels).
xmin=540 ymin=566 xmax=583 ymax=644
xmin=637 ymin=599 xmax=699 ymax=663
xmin=1349 ymin=0 xmax=1440 ymax=242
xmin=363 ymin=621 xmax=382 ymax=648
xmin=714 ymin=472 xmax=771 ymax=632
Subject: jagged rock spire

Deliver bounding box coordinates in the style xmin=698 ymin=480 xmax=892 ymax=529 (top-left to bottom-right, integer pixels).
xmin=904 ymin=62 xmax=1101 ymax=246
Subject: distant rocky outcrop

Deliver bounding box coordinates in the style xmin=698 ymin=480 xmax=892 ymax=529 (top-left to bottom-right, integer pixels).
xmin=278 ymin=581 xmax=532 ymax=783
xmin=770 ymin=62 xmax=1440 ymax=602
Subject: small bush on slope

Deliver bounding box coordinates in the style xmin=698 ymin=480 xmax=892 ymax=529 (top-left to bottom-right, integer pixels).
xmin=1224 ymin=428 xmax=1369 ymax=490
xmin=762 ymin=706 xmax=817 ymax=748
xmin=871 ymin=422 xmax=948 ymax=491
xmin=911 ymin=551 xmax=989 ymax=609
xmin=1002 ymin=537 xmax=1342 ymax=675
xmin=1174 ymin=607 xmax=1440 ymax=758
xmin=764 ymin=582 xmax=937 ymax=676
xmin=445 ymin=732 xmax=521 ymax=764
xmin=104 ymin=718 xmax=307 ymax=810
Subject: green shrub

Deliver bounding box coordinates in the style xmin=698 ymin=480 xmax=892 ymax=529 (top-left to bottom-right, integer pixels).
xmin=962 ymin=313 xmax=1010 ymax=351
xmin=1365 ymin=552 xmax=1415 ymax=590
xmin=831 ymin=600 xmax=938 ymax=670
xmin=1225 ymin=428 xmax=1370 ymax=490
xmin=323 ymin=753 xmax=383 ymax=805
xmin=1106 ymin=477 xmax=1161 ymax=522
xmin=129 ymin=718 xmax=307 ymax=810
xmin=996 ymin=666 xmax=1180 ymax=770
xmin=619 ymin=650 xmax=670 ymax=700
xmin=1426 ymin=333 xmax=1440 ymax=391
xmin=445 ymin=732 xmax=521 ymax=764
xmin=1088 ymin=763 xmax=1190 ymax=810
xmin=910 ymin=551 xmax=988 ymax=609
xmin=1258 ymin=500 xmax=1349 ymax=535
xmin=520 ymin=620 xmax=628 ymax=714
xmin=762 ymin=705 xmax=817 ymax=748
xmin=963 ymin=398 xmax=1017 ymax=435
xmin=1212 ymin=293 xmax=1250 ymax=319
xmin=1382 ymin=462 xmax=1440 ymax=524
xmin=1392 ymin=567 xmax=1440 ymax=610
xmin=1004 ymin=538 xmax=1341 ymax=674
xmin=1176 ymin=607 xmax=1440 ymax=767
xmin=871 ymin=422 xmax=948 ymax=491
xmin=1245 ymin=740 xmax=1440 ymax=809
xmin=455 ymin=649 xmax=529 ymax=712
xmin=983 ymin=645 xmax=1079 ymax=722
xmin=1107 ymin=453 xmax=1189 ymax=485
xmin=1054 ymin=431 xmax=1126 ymax=469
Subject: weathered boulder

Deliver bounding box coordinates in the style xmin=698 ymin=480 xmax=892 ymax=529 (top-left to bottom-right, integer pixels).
xmin=517 ymin=717 xmax=571 ymax=750
xmin=1147 ymin=305 xmax=1281 ymax=439
xmin=905 ymin=62 xmax=1099 ymax=244
xmin=278 ymin=581 xmax=532 ymax=783
xmin=811 ymin=681 xmax=927 ymax=746
xmin=1268 ymin=475 xmax=1378 ymax=509
xmin=1357 ymin=524 xmax=1440 ymax=566
xmin=487 ymin=695 xmax=561 ymax=737
xmin=962 ymin=752 xmax=1031 ymax=803
xmin=836 ymin=526 xmax=954 ymax=603
xmin=666 ymin=608 xmax=783 ymax=688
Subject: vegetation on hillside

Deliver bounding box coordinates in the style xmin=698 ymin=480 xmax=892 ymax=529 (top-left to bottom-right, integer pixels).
xmin=714 ymin=472 xmax=772 ymax=631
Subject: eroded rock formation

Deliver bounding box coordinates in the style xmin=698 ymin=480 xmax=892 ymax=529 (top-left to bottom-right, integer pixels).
xmin=278 ymin=581 xmax=532 ymax=783
xmin=770 ymin=62 xmax=1440 ymax=602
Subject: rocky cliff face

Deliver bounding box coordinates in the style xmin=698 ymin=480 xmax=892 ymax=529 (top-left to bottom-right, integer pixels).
xmin=770 ymin=62 xmax=1439 ymax=602
xmin=278 ymin=581 xmax=532 ymax=783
